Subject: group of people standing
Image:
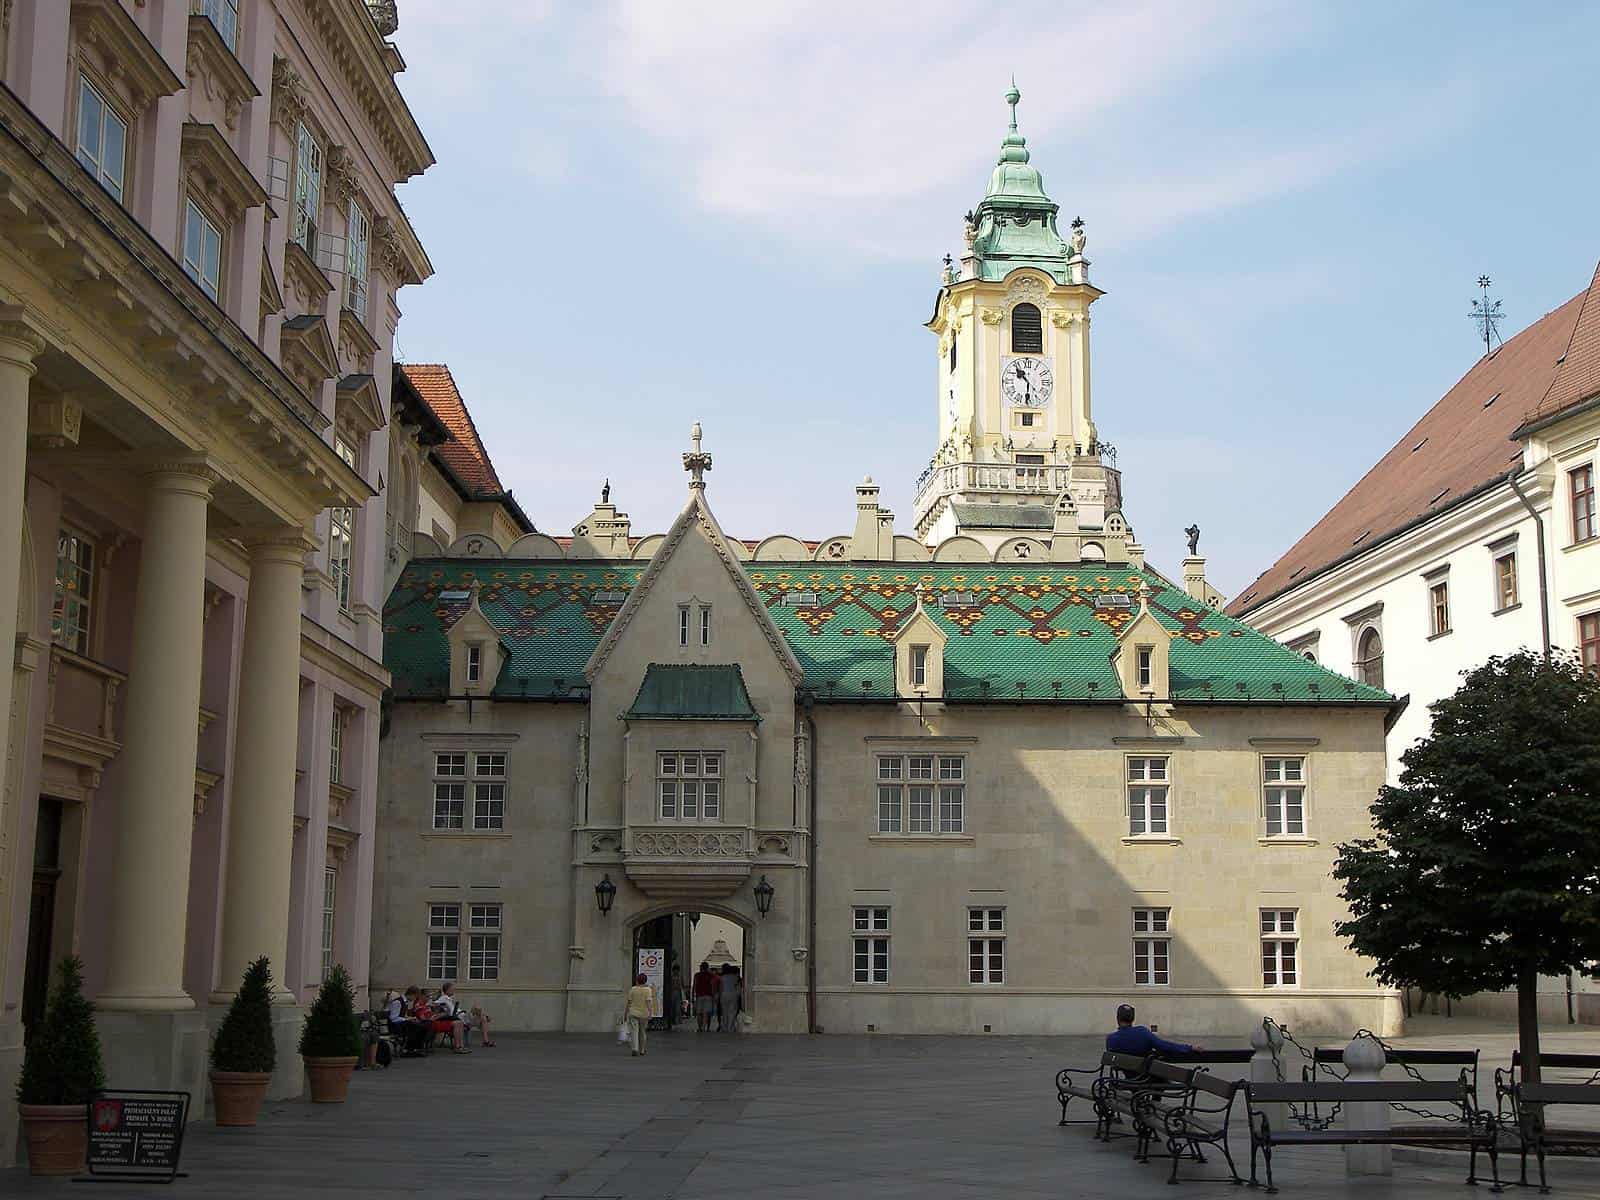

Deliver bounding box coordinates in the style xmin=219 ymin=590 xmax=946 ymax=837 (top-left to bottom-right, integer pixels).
xmin=691 ymin=961 xmax=742 ymax=1033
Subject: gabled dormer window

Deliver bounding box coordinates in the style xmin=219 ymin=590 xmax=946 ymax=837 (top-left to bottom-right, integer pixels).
xmin=1011 ymin=303 xmax=1042 ymax=353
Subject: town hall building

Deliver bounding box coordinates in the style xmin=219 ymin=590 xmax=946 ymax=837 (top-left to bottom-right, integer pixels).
xmin=371 ymin=89 xmax=1401 ymax=1037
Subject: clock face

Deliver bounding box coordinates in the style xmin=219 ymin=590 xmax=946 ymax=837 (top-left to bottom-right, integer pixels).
xmin=1001 ymin=356 xmax=1053 ymax=407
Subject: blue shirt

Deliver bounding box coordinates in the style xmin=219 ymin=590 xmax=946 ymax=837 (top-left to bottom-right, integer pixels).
xmin=1105 ymin=1024 xmax=1193 ymax=1057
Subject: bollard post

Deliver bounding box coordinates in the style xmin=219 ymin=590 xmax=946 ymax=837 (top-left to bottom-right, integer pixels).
xmin=1250 ymin=1019 xmax=1286 ymax=1139
xmin=1343 ymin=1033 xmax=1391 ymax=1176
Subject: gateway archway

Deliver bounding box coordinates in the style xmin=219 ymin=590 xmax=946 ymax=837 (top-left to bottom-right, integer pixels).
xmin=626 ymin=902 xmax=755 ymax=1033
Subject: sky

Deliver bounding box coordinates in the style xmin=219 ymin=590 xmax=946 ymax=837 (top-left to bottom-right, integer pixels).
xmin=387 ymin=1 xmax=1600 ymax=598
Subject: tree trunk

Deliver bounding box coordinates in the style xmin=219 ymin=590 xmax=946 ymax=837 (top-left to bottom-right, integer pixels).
xmin=1519 ymin=960 xmax=1542 ymax=1082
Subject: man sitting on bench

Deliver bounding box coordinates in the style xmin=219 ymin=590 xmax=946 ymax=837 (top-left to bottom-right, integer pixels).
xmin=1105 ymin=1003 xmax=1201 ymax=1057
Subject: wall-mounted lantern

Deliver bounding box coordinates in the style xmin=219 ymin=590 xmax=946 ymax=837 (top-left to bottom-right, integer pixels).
xmin=754 ymin=875 xmax=775 ymax=918
xmin=595 ymin=873 xmax=617 ymax=915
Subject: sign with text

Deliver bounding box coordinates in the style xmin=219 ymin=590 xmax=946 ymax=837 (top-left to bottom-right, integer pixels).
xmin=637 ymin=946 xmax=665 ymax=1018
xmin=86 ymin=1090 xmax=189 ymax=1183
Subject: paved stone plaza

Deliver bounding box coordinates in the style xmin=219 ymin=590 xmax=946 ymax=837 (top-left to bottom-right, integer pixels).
xmin=12 ymin=1025 xmax=1600 ymax=1198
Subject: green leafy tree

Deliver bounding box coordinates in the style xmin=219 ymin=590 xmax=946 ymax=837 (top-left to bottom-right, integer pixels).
xmin=17 ymin=957 xmax=105 ymax=1105
xmin=298 ymin=965 xmax=362 ymax=1058
xmin=211 ymin=956 xmax=277 ymax=1074
xmin=1334 ymin=650 xmax=1600 ymax=1085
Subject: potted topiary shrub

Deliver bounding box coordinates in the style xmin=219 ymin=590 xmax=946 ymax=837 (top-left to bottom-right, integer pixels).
xmin=16 ymin=957 xmax=105 ymax=1175
xmin=209 ymin=956 xmax=276 ymax=1126
xmin=298 ymin=964 xmax=362 ymax=1103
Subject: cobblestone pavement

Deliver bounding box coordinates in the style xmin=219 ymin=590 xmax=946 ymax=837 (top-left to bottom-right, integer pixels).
xmin=10 ymin=1027 xmax=1600 ymax=1197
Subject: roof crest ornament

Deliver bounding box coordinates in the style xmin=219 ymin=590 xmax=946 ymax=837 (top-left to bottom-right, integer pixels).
xmin=683 ymin=421 xmax=712 ymax=491
xmin=999 ymin=79 xmax=1029 ymax=165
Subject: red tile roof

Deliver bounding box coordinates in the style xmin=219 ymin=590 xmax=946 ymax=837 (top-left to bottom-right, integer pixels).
xmin=1228 ymin=273 xmax=1596 ymax=617
xmin=1520 ymin=259 xmax=1600 ymax=432
xmin=400 ymin=363 xmax=507 ymax=496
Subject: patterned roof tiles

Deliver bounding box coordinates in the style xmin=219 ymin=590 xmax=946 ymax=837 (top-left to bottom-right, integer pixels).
xmin=385 ymin=560 xmax=1390 ymax=706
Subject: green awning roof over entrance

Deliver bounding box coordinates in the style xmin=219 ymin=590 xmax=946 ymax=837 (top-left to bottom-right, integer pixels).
xmin=624 ymin=664 xmax=759 ymax=721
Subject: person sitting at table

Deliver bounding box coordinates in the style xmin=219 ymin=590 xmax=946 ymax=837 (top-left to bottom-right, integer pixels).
xmin=433 ymin=981 xmax=494 ymax=1048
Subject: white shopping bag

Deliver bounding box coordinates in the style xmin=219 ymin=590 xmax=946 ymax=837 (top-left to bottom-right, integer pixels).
xmin=617 ymin=1023 xmax=630 ymax=1044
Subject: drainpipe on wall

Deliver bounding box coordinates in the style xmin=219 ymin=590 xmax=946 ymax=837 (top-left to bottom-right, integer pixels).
xmin=1509 ymin=471 xmax=1552 ymax=657
xmin=803 ymin=693 xmax=819 ymax=1035
xmin=1509 ymin=471 xmax=1569 ymax=1022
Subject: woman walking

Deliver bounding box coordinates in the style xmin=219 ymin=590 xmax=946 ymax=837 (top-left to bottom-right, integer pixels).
xmin=717 ymin=964 xmax=742 ymax=1032
xmin=622 ymin=972 xmax=654 ymax=1057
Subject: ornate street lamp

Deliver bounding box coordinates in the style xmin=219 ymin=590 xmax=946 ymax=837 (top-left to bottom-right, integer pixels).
xmin=595 ymin=873 xmax=617 ymax=915
xmin=753 ymin=875 xmax=775 ymax=918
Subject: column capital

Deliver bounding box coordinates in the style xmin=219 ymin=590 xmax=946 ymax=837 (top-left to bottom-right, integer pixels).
xmin=0 ymin=303 xmax=49 ymax=373
xmin=142 ymin=457 xmax=225 ymax=494
xmin=235 ymin=525 xmax=319 ymax=563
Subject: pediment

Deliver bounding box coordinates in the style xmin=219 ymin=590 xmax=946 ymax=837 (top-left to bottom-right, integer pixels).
xmin=181 ymin=121 xmax=269 ymax=221
xmin=335 ymin=373 xmax=385 ymax=437
xmin=280 ymin=313 xmax=338 ymax=397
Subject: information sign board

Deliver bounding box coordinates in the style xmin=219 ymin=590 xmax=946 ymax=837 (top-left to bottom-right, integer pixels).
xmin=637 ymin=946 xmax=665 ymax=1018
xmin=86 ymin=1090 xmax=189 ymax=1183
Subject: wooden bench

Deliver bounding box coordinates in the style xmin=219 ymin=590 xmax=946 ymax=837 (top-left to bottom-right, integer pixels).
xmin=1247 ymin=1077 xmax=1498 ymax=1193
xmin=1495 ymin=1051 xmax=1600 ymax=1192
xmin=1131 ymin=1060 xmax=1246 ymax=1184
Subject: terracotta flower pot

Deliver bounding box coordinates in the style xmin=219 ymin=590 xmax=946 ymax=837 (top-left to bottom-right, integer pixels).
xmin=209 ymin=1070 xmax=271 ymax=1126
xmin=303 ymin=1056 xmax=358 ymax=1103
xmin=19 ymin=1103 xmax=88 ymax=1176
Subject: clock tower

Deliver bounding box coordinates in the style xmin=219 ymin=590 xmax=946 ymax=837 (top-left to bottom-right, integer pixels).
xmin=914 ymin=84 xmax=1124 ymax=551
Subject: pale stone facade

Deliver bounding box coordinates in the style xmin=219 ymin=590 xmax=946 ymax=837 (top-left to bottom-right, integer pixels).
xmin=0 ymin=0 xmax=434 ymax=1150
xmin=371 ymin=88 xmax=1398 ymax=1041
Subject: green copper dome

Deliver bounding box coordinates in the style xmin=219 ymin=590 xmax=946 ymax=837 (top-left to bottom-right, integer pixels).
xmin=967 ymin=83 xmax=1074 ymax=283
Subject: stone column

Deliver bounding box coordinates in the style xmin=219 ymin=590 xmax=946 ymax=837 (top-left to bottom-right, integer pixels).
xmin=99 ymin=463 xmax=219 ymax=1009
xmin=1343 ymin=1033 xmax=1391 ymax=1175
xmin=212 ymin=531 xmax=310 ymax=1099
xmin=0 ymin=315 xmax=44 ymax=788
xmin=214 ymin=531 xmax=311 ymax=998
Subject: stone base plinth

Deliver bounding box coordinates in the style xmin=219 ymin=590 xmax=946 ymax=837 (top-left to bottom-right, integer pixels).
xmin=1 ymin=1016 xmax=23 ymax=1165
xmin=96 ymin=1009 xmax=209 ymax=1121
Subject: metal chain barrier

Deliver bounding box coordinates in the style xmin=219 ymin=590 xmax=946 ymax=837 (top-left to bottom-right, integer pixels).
xmin=1263 ymin=1017 xmax=1344 ymax=1130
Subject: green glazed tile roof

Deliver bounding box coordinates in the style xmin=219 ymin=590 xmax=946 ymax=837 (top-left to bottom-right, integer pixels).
xmin=383 ymin=559 xmax=1392 ymax=706
xmin=949 ymin=503 xmax=1055 ymax=530
xmin=625 ymin=664 xmax=758 ymax=721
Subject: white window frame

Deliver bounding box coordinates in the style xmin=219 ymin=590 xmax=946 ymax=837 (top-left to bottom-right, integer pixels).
xmin=195 ymin=0 xmax=240 ymax=51
xmin=426 ymin=902 xmax=460 ymax=981
xmin=1262 ymin=756 xmax=1307 ymax=837
xmin=852 ymin=906 xmax=889 ymax=984
xmin=1261 ymin=908 xmax=1300 ymax=988
xmin=182 ymin=197 xmax=223 ymax=302
xmin=657 ymin=752 xmax=722 ymax=821
xmin=329 ymin=437 xmax=357 ymax=611
xmin=75 ymin=74 xmax=128 ymax=202
xmin=467 ymin=903 xmax=502 ymax=981
xmin=328 ymin=708 xmax=343 ymax=785
xmin=1126 ymin=756 xmax=1169 ymax=837
xmin=875 ymin=753 xmax=965 ymax=835
xmin=1572 ymin=464 xmax=1597 ymax=545
xmin=52 ymin=527 xmax=96 ymax=656
xmin=320 ymin=866 xmax=337 ymax=982
xmin=1494 ymin=549 xmax=1518 ymax=612
xmin=432 ymin=752 xmax=466 ymax=830
xmin=1136 ymin=646 xmax=1154 ymax=690
xmin=472 ymin=751 xmax=507 ymax=830
xmin=677 ymin=604 xmax=689 ymax=647
xmin=465 ymin=643 xmax=482 ymax=685
xmin=1428 ymin=579 xmax=1451 ymax=637
xmin=699 ymin=604 xmax=712 ymax=647
xmin=1132 ymin=907 xmax=1171 ymax=986
xmin=344 ymin=196 xmax=370 ymax=320
xmin=911 ymin=644 xmax=928 ymax=689
xmin=967 ymin=907 xmax=1005 ymax=984
xmin=293 ymin=121 xmax=324 ymax=254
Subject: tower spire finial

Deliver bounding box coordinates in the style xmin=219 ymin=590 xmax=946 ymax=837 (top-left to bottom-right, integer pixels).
xmin=1005 ymin=78 xmax=1021 ymax=132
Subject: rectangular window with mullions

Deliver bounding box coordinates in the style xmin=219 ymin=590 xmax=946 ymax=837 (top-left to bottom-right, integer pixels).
xmin=52 ymin=528 xmax=95 ymax=655
xmin=967 ymin=907 xmax=1004 ymax=984
xmin=432 ymin=752 xmax=467 ymax=830
xmin=1261 ymin=908 xmax=1299 ymax=988
xmin=1132 ymin=907 xmax=1170 ymax=986
xmin=658 ymin=752 xmax=722 ymax=820
xmin=876 ymin=754 xmax=964 ymax=834
xmin=468 ymin=904 xmax=502 ymax=981
xmin=75 ymin=75 xmax=128 ymax=202
xmin=1127 ymin=757 xmax=1169 ymax=836
xmin=426 ymin=903 xmax=460 ymax=981
xmin=1262 ymin=757 xmax=1306 ymax=837
xmin=852 ymin=907 xmax=889 ymax=983
xmin=182 ymin=198 xmax=223 ymax=302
